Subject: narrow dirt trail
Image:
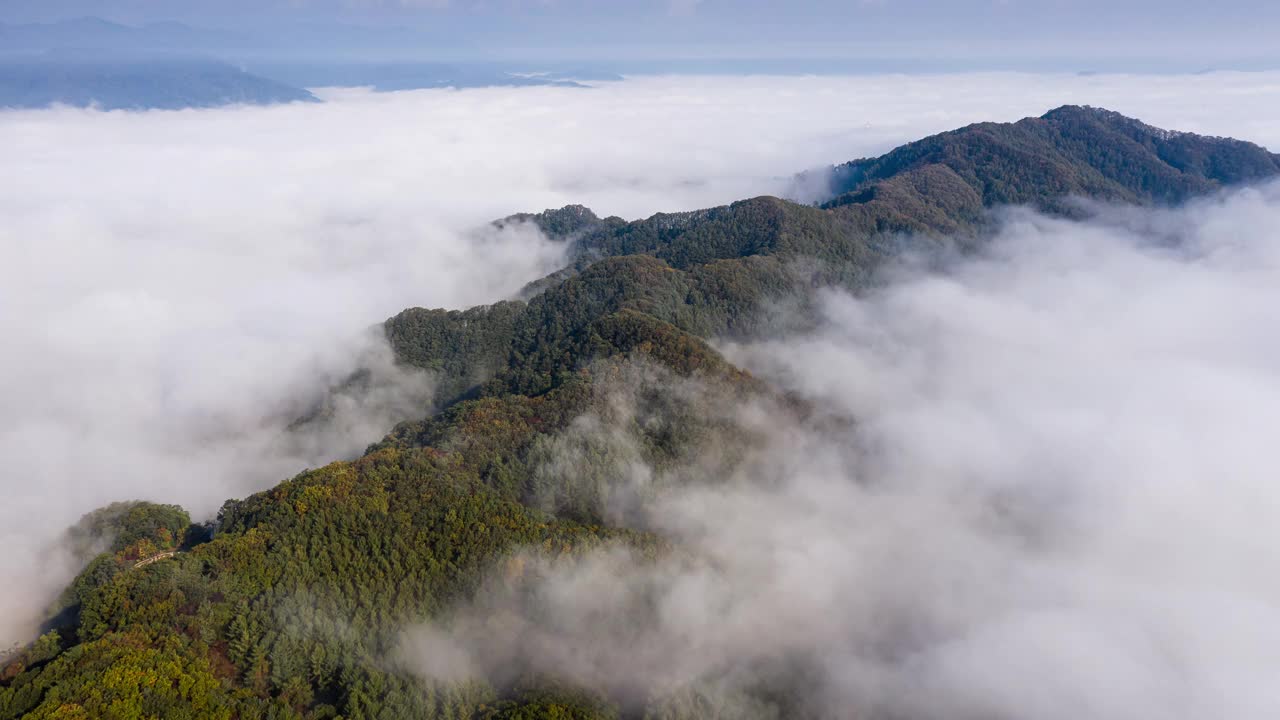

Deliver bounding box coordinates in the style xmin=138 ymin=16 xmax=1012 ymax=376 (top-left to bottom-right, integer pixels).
xmin=132 ymin=550 xmax=180 ymax=569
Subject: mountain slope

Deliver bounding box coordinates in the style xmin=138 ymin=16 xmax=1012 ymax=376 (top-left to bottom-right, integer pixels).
xmin=3 ymin=108 xmax=1277 ymax=720
xmin=825 ymin=104 xmax=1280 ymax=211
xmin=389 ymin=107 xmax=1280 ymax=407
xmin=515 ymin=106 xmax=1280 ymax=269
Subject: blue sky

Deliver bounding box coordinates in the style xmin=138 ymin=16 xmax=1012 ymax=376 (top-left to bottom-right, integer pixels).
xmin=2 ymin=1 xmax=1277 ymax=66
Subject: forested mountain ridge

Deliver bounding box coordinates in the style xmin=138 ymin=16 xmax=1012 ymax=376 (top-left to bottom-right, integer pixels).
xmin=388 ymin=106 xmax=1280 ymax=408
xmin=825 ymin=104 xmax=1280 ymax=211
xmin=514 ymin=106 xmax=1280 ymax=270
xmin=3 ymin=108 xmax=1277 ymax=720
xmin=522 ymin=105 xmax=1280 ymax=256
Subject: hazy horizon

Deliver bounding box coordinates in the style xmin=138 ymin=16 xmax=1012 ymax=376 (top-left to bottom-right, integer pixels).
xmin=2 ymin=1 xmax=1278 ymax=71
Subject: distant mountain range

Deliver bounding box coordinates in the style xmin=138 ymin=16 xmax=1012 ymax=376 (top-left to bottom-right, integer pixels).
xmin=242 ymin=62 xmax=612 ymax=93
xmin=0 ymin=51 xmax=318 ymax=110
xmin=0 ymin=17 xmax=624 ymax=109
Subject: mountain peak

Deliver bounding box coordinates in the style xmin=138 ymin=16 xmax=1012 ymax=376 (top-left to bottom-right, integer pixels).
xmin=1039 ymin=104 xmax=1188 ymax=140
xmin=820 ymin=106 xmax=1279 ymax=210
xmin=1040 ymin=103 xmax=1118 ymax=119
xmin=495 ymin=204 xmax=603 ymax=238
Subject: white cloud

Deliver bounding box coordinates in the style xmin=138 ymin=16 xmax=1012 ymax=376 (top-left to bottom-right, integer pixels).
xmin=1 ymin=71 xmax=1279 ymax=649
xmin=723 ymin=187 xmax=1280 ymax=719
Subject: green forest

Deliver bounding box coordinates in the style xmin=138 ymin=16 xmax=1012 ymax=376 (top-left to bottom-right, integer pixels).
xmin=3 ymin=106 xmax=1277 ymax=720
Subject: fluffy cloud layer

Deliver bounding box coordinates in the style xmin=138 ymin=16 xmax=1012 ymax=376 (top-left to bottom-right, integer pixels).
xmin=730 ymin=187 xmax=1280 ymax=718
xmin=1 ymin=71 xmax=1278 ymax=648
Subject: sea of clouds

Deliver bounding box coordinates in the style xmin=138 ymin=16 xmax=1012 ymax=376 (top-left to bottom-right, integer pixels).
xmin=1 ymin=71 xmax=1278 ymax=663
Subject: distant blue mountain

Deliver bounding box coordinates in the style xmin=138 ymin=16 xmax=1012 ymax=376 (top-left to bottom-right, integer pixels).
xmin=0 ymin=50 xmax=319 ymax=110
xmin=244 ymin=62 xmax=620 ymax=92
xmin=0 ymin=18 xmax=624 ymax=97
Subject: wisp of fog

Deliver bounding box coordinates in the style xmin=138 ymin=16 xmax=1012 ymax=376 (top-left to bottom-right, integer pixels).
xmin=2 ymin=71 xmax=1279 ymax=666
